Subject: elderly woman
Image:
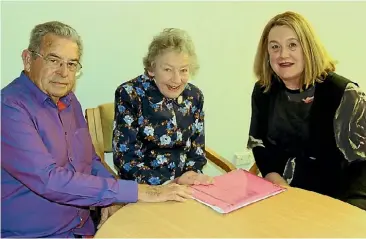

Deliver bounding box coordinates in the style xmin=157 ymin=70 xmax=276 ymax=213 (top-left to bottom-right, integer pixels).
xmin=248 ymin=11 xmax=366 ymax=210
xmin=112 ymin=28 xmax=212 ymax=186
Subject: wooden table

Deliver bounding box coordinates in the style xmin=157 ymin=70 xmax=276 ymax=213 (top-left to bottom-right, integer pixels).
xmin=95 ymin=187 xmax=366 ymax=238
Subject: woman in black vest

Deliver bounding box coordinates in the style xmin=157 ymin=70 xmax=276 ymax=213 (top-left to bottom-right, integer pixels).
xmin=247 ymin=11 xmax=366 ymax=210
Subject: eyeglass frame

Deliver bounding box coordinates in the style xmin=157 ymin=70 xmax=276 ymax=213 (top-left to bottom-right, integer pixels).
xmin=28 ymin=50 xmax=83 ymax=73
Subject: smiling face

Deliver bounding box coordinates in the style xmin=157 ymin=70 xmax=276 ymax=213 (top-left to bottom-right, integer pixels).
xmin=267 ymin=25 xmax=305 ymax=89
xmin=22 ymin=33 xmax=80 ymax=103
xmin=148 ymin=50 xmax=190 ymax=99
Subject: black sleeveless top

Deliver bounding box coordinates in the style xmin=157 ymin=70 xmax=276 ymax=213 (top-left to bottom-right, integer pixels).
xmin=248 ymin=72 xmax=366 ymax=210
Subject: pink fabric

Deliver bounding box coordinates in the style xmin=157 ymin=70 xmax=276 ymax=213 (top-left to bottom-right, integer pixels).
xmin=192 ymin=169 xmax=286 ymax=213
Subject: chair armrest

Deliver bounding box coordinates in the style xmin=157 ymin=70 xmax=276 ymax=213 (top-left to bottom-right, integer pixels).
xmin=249 ymin=163 xmax=259 ymax=175
xmin=205 ymin=147 xmax=236 ymax=173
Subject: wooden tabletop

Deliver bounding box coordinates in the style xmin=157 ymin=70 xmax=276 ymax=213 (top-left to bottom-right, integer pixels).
xmin=95 ymin=187 xmax=366 ymax=238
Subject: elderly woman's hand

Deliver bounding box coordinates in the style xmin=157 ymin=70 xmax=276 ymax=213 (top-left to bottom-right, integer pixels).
xmin=176 ymin=171 xmax=214 ymax=186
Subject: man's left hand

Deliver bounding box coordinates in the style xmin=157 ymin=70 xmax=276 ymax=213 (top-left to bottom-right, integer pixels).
xmin=97 ymin=204 xmax=124 ymax=230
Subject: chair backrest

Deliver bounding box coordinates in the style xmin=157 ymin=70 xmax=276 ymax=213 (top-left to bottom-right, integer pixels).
xmin=85 ymin=103 xmax=242 ymax=175
xmin=85 ymin=103 xmax=116 ymax=176
xmin=86 ymin=103 xmax=114 ymax=154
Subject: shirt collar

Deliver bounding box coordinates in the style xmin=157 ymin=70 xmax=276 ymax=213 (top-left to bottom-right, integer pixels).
xmin=19 ymin=71 xmax=72 ymax=107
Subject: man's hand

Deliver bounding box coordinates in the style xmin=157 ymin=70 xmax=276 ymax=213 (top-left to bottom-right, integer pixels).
xmin=137 ymin=183 xmax=192 ymax=202
xmin=97 ymin=204 xmax=124 ymax=229
xmin=175 ymin=171 xmax=214 ymax=186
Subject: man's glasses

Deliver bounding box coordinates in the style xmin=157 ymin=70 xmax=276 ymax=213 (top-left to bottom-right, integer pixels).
xmin=29 ymin=50 xmax=82 ymax=73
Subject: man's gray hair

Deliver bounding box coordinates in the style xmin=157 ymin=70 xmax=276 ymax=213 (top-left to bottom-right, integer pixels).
xmin=28 ymin=21 xmax=83 ymax=60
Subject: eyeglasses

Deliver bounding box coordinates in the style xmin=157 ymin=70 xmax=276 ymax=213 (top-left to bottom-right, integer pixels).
xmin=29 ymin=50 xmax=82 ymax=72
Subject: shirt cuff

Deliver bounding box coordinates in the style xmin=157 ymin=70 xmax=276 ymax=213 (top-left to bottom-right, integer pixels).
xmin=115 ymin=180 xmax=138 ymax=203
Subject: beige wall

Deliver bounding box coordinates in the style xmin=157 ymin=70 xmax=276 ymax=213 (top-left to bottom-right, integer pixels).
xmin=2 ymin=1 xmax=365 ymax=168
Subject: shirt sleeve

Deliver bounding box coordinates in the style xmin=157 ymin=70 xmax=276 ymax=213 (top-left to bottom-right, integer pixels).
xmin=334 ymin=82 xmax=366 ymax=162
xmin=247 ymin=83 xmax=283 ymax=177
xmin=91 ymin=155 xmax=115 ymax=179
xmin=184 ymin=91 xmax=207 ymax=173
xmin=113 ymin=86 xmax=172 ymax=185
xmin=1 ymin=100 xmax=138 ymax=207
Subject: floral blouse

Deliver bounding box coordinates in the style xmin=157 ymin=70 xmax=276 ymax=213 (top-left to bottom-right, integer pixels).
xmin=112 ymin=73 xmax=207 ymax=185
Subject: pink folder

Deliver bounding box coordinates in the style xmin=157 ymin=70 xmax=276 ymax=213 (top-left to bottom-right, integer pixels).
xmin=191 ymin=169 xmax=287 ymax=213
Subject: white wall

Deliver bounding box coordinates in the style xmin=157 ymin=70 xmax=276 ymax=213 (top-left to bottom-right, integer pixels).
xmin=2 ymin=1 xmax=366 ymax=165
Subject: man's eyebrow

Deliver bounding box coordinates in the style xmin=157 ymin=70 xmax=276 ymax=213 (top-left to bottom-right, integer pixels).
xmin=47 ymin=53 xmax=62 ymax=59
xmin=47 ymin=53 xmax=79 ymax=62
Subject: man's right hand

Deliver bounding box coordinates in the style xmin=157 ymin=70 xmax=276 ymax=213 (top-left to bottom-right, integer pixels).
xmin=137 ymin=183 xmax=192 ymax=202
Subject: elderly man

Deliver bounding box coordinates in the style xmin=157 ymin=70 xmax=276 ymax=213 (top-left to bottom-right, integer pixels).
xmin=1 ymin=21 xmax=191 ymax=238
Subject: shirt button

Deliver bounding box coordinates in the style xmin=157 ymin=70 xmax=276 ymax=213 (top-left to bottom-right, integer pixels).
xmin=65 ymin=132 xmax=67 ymax=135
xmin=69 ymin=157 xmax=73 ymax=161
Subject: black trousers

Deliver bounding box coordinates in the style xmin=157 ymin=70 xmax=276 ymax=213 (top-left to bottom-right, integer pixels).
xmin=90 ymin=207 xmax=102 ymax=230
xmin=74 ymin=208 xmax=102 ymax=238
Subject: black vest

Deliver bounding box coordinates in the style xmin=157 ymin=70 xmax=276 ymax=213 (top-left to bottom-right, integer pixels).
xmin=308 ymin=72 xmax=352 ymax=197
xmin=261 ymin=72 xmax=365 ymax=208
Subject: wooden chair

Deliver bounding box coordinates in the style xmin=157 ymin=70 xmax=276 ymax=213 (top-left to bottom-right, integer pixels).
xmin=85 ymin=103 xmax=257 ymax=176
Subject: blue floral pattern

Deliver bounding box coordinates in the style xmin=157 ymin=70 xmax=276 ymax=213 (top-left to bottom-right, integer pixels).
xmin=113 ymin=73 xmax=207 ymax=185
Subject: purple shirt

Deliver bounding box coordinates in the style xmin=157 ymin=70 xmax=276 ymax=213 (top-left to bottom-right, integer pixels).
xmin=1 ymin=72 xmax=138 ymax=238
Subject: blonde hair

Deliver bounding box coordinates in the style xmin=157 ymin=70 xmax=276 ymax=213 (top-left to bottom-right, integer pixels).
xmin=143 ymin=28 xmax=199 ymax=77
xmin=253 ymin=11 xmax=336 ymax=92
